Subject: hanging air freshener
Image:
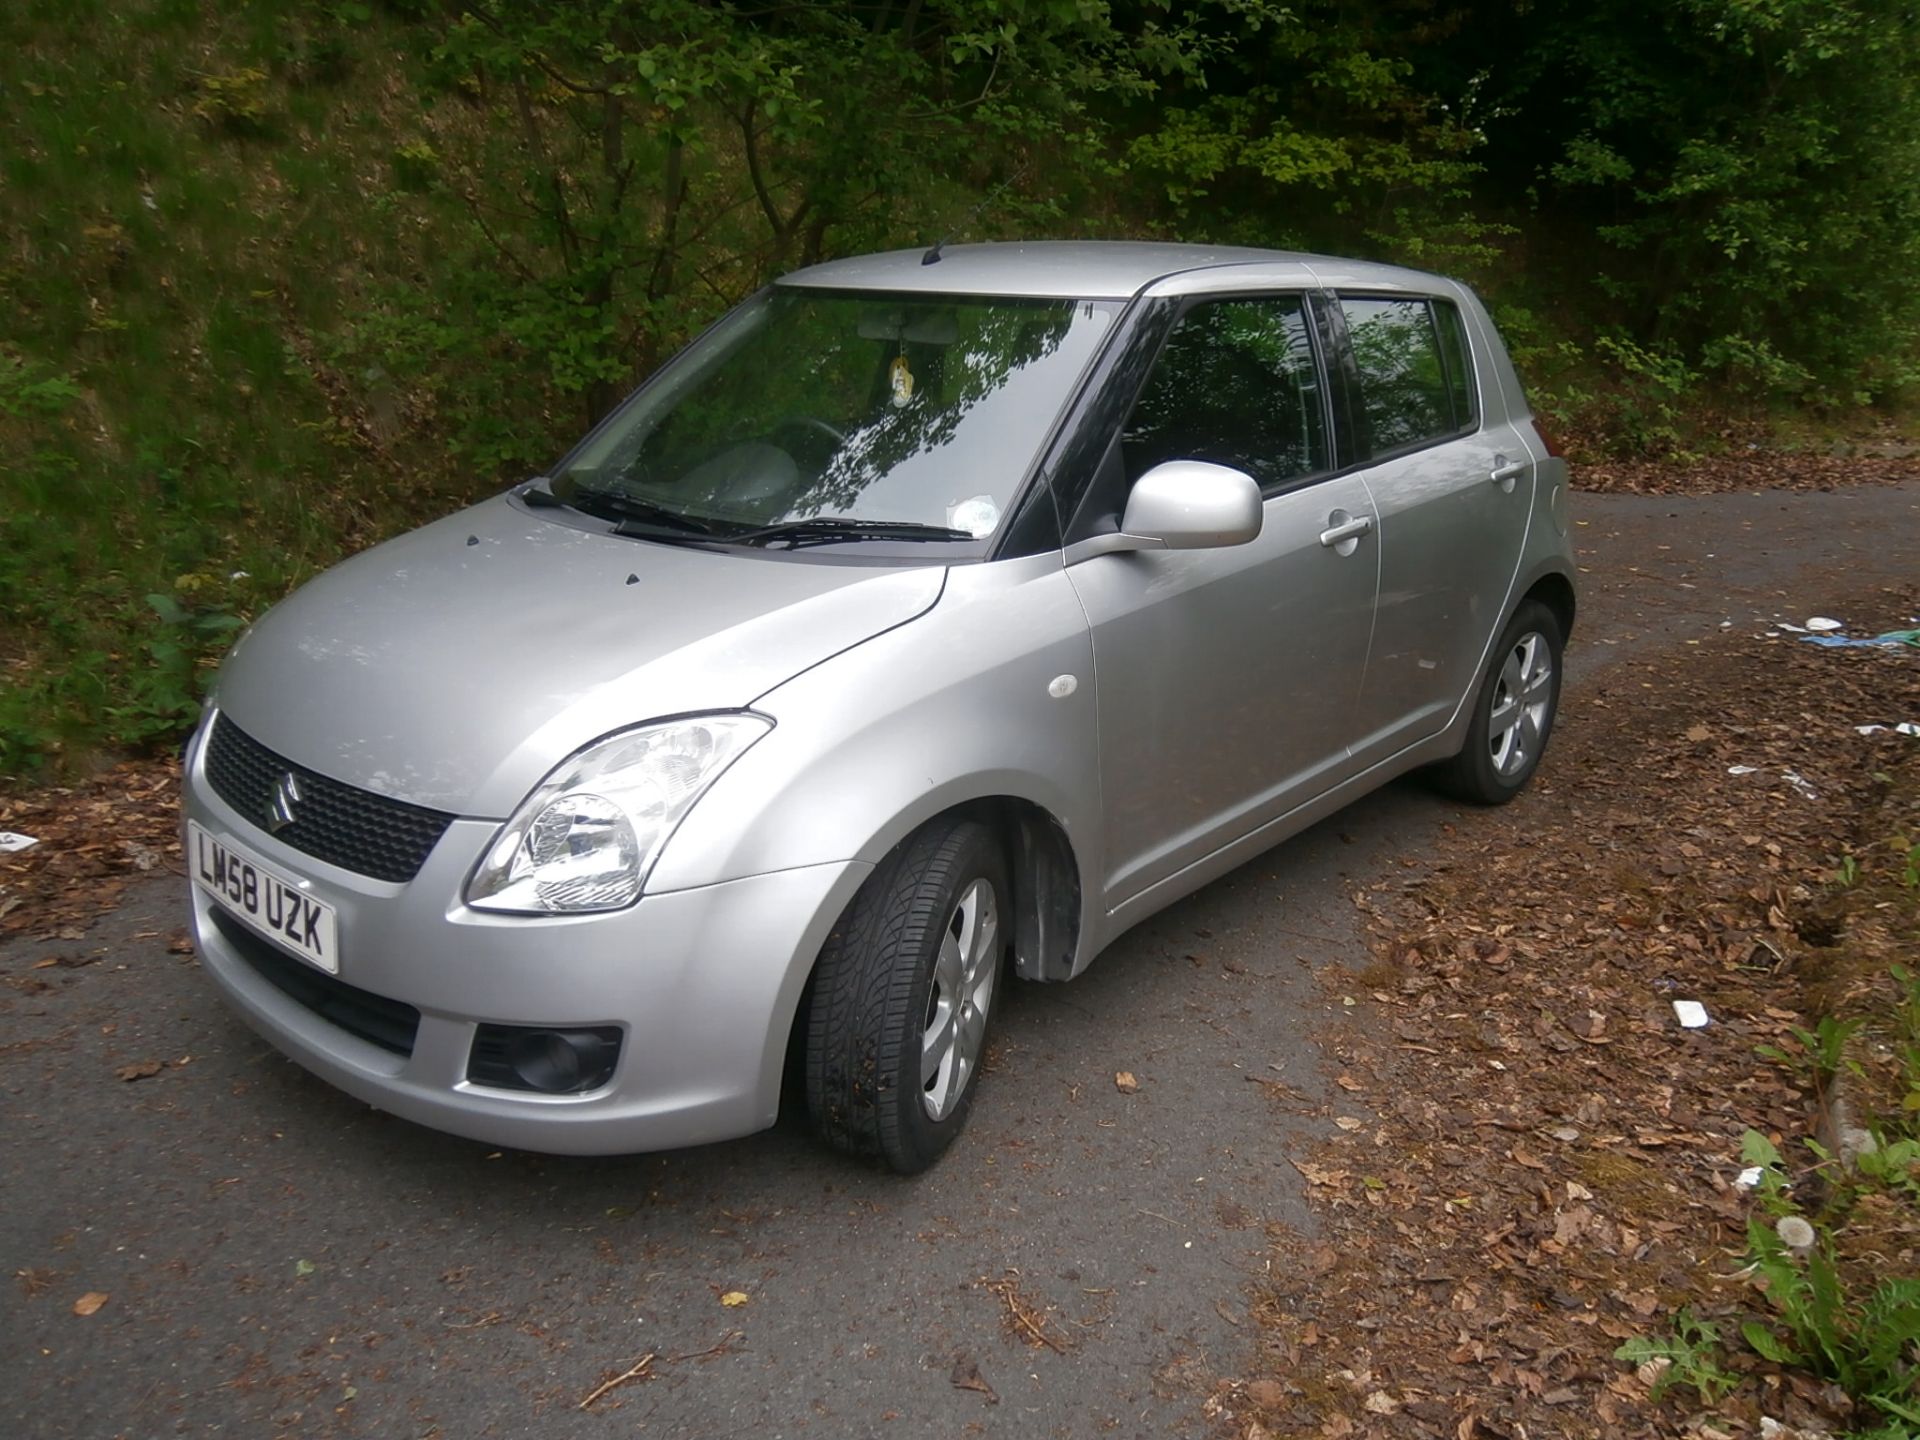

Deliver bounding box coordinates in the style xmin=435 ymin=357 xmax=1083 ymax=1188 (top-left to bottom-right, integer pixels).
xmin=888 ymin=354 xmax=915 ymax=408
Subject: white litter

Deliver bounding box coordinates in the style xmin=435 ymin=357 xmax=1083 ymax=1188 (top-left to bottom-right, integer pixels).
xmin=1858 ymin=725 xmax=1890 ymax=735
xmin=1782 ymin=769 xmax=1819 ymax=800
xmin=1734 ymin=1165 xmax=1766 ymax=1192
xmin=1899 ymin=722 xmax=1920 ymax=738
xmin=0 ymin=831 xmax=39 ymax=853
xmin=1805 ymin=616 xmax=1844 ymax=633
xmin=1777 ymin=622 xmax=1808 ymax=633
xmin=1728 ymin=764 xmax=1761 ymax=776
xmin=1672 ymin=999 xmax=1711 ymax=1029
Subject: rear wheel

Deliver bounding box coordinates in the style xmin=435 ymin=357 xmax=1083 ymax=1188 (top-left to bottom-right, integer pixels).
xmin=1434 ymin=600 xmax=1563 ymax=805
xmin=804 ymin=818 xmax=1007 ymax=1173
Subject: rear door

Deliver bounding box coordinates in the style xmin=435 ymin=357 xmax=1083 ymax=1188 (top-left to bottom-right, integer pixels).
xmin=1333 ymin=292 xmax=1533 ymax=759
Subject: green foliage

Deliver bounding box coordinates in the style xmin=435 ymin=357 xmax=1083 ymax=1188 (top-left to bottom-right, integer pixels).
xmin=1454 ymin=0 xmax=1920 ymax=413
xmin=6 ymin=0 xmax=1920 ymax=772
xmin=1758 ymin=1016 xmax=1866 ymax=1084
xmin=191 ymin=67 xmax=274 ymax=133
xmin=1743 ymin=1216 xmax=1920 ymax=1426
xmin=1614 ymin=1308 xmax=1739 ymax=1403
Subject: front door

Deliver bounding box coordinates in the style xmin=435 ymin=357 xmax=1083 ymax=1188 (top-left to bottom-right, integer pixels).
xmin=1065 ymin=294 xmax=1381 ymax=907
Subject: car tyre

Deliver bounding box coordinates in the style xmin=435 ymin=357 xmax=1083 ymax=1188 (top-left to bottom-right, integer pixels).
xmin=1434 ymin=600 xmax=1563 ymax=805
xmin=804 ymin=818 xmax=1008 ymax=1173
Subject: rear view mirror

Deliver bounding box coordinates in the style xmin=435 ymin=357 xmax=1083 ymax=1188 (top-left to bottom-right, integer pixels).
xmin=857 ymin=307 xmax=961 ymax=345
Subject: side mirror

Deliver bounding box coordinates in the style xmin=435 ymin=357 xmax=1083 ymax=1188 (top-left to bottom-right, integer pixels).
xmin=1067 ymin=461 xmax=1263 ymax=561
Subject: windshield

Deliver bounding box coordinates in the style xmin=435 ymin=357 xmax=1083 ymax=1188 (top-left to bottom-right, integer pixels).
xmin=555 ymin=288 xmax=1120 ymax=544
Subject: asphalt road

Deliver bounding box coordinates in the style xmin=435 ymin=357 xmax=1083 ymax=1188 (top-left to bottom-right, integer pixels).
xmin=5 ymin=480 xmax=1917 ymax=1440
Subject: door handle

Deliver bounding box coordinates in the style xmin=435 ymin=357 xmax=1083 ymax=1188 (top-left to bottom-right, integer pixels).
xmin=1490 ymin=457 xmax=1527 ymax=492
xmin=1318 ymin=513 xmax=1374 ymax=548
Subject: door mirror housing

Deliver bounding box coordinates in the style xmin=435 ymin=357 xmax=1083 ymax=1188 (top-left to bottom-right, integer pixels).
xmin=1067 ymin=461 xmax=1264 ymax=562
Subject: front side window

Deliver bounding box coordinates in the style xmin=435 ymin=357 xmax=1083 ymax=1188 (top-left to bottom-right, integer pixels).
xmin=1340 ymin=296 xmax=1472 ymax=455
xmin=556 ymin=288 xmax=1118 ymax=543
xmin=1121 ymin=296 xmax=1328 ymax=489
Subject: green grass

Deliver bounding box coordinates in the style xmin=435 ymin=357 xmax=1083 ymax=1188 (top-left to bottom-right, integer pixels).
xmin=0 ymin=0 xmax=499 ymax=774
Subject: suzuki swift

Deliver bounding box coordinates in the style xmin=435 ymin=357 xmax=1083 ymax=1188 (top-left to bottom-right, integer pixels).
xmin=183 ymin=242 xmax=1575 ymax=1172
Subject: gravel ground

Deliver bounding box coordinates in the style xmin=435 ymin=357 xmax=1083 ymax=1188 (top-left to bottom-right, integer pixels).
xmin=3 ymin=479 xmax=1917 ymax=1440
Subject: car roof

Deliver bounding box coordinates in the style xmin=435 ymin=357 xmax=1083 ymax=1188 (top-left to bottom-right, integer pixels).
xmin=775 ymin=241 xmax=1448 ymax=301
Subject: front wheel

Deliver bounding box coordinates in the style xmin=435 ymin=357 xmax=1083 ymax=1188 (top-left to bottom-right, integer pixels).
xmin=1434 ymin=600 xmax=1563 ymax=805
xmin=804 ymin=818 xmax=1008 ymax=1173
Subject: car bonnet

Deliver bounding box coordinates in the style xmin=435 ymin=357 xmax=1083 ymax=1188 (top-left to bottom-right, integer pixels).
xmin=209 ymin=496 xmax=946 ymax=818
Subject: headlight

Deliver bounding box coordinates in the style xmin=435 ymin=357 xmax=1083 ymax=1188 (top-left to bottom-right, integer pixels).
xmin=466 ymin=714 xmax=771 ymax=914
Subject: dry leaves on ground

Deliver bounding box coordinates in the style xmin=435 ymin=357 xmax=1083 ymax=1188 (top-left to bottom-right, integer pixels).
xmin=1228 ymin=591 xmax=1920 ymax=1440
xmin=1574 ymin=446 xmax=1920 ymax=497
xmin=0 ymin=758 xmax=182 ymax=940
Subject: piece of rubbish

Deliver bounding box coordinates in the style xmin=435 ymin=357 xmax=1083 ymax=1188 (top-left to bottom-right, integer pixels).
xmin=1672 ymin=1000 xmax=1710 ymax=1029
xmin=1901 ymin=722 xmax=1920 ymax=737
xmin=1799 ymin=629 xmax=1920 ymax=649
xmin=1857 ymin=725 xmax=1889 ymax=735
xmin=1805 ymin=616 xmax=1843 ymax=632
xmin=1734 ymin=1166 xmax=1766 ymax=1191
xmin=1781 ymin=769 xmax=1818 ymax=800
xmin=0 ymin=831 xmax=39 ymax=853
xmin=1776 ymin=621 xmax=1807 ymax=633
xmin=1728 ymin=764 xmax=1761 ymax=776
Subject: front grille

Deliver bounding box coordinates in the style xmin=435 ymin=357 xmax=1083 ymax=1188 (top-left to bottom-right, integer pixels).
xmin=204 ymin=714 xmax=456 ymax=883
xmin=210 ymin=908 xmax=420 ymax=1057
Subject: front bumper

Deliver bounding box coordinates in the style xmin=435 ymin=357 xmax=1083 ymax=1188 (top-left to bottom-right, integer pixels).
xmin=183 ymin=725 xmax=867 ymax=1156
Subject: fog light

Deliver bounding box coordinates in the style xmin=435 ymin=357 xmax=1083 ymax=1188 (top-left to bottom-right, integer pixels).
xmin=468 ymin=1024 xmax=621 ymax=1094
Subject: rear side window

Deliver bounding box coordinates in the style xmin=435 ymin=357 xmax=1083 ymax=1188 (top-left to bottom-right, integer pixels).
xmin=1339 ymin=296 xmax=1474 ymax=456
xmin=1431 ymin=300 xmax=1477 ymax=429
xmin=1122 ymin=296 xmax=1328 ymax=489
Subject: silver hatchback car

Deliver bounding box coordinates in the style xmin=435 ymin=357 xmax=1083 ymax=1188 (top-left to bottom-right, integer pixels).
xmin=183 ymin=242 xmax=1574 ymax=1171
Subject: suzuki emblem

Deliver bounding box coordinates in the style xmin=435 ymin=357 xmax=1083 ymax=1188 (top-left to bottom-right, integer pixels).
xmin=267 ymin=772 xmax=305 ymax=833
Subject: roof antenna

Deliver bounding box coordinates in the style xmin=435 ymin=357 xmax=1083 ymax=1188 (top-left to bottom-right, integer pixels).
xmin=919 ymin=160 xmax=1031 ymax=267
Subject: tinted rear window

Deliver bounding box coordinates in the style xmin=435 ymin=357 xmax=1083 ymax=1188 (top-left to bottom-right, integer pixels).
xmin=1340 ymin=296 xmax=1473 ymax=456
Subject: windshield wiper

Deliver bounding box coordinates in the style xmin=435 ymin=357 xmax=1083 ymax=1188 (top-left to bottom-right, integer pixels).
xmin=730 ymin=518 xmax=978 ymax=550
xmin=559 ymin=486 xmax=725 ymax=540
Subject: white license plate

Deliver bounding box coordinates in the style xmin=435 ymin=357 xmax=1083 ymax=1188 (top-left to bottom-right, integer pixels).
xmin=190 ymin=821 xmax=339 ymax=974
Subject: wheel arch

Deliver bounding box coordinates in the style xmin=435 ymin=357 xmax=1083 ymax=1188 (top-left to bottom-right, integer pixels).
xmin=778 ymin=791 xmax=1086 ymax=1116
xmin=839 ymin=791 xmax=1086 ymax=984
xmin=1520 ymin=569 xmax=1576 ymax=644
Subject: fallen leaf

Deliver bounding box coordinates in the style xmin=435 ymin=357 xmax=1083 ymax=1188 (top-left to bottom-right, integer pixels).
xmin=1246 ymin=1379 xmax=1288 ymax=1408
xmin=1113 ymin=1071 xmax=1138 ymax=1094
xmin=949 ymin=1357 xmax=998 ymax=1403
xmin=720 ymin=1290 xmax=750 ymax=1307
xmin=72 ymin=1291 xmax=108 ymax=1316
xmin=293 ymin=1259 xmax=315 ymax=1278
xmin=116 ymin=1061 xmax=163 ymax=1082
